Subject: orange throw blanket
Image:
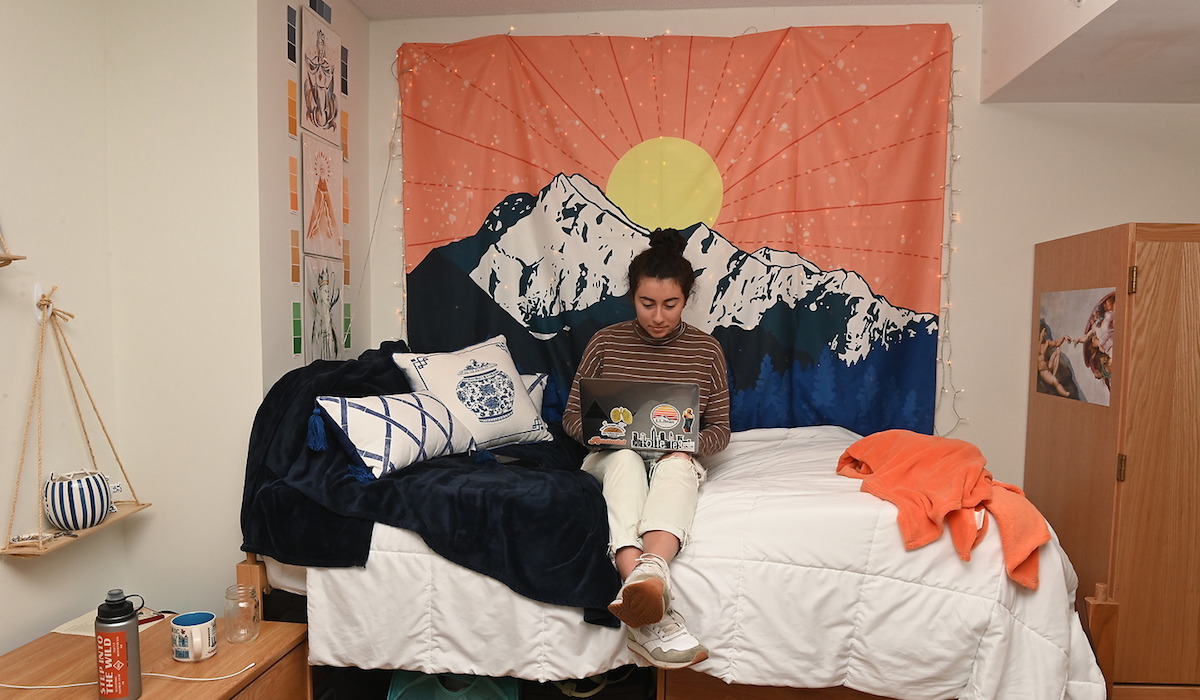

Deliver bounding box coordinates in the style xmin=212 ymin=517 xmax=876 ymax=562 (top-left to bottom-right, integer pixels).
xmin=836 ymin=429 xmax=1050 ymax=590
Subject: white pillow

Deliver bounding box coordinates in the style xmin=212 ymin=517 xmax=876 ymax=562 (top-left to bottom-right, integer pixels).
xmin=521 ymin=373 xmax=549 ymax=417
xmin=393 ymin=337 xmax=553 ymax=449
xmin=317 ymin=391 xmax=477 ymax=478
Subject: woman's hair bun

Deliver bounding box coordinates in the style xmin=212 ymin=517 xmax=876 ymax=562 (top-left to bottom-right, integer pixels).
xmin=648 ymin=228 xmax=686 ymax=256
xmin=628 ymin=227 xmax=696 ymax=300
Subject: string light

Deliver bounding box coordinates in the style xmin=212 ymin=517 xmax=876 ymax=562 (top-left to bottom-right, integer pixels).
xmin=355 ymin=55 xmax=407 ymax=340
xmin=935 ymin=61 xmax=965 ymax=436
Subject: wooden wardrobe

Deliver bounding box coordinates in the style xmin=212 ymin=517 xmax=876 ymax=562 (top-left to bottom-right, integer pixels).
xmin=1024 ymin=222 xmax=1200 ymax=698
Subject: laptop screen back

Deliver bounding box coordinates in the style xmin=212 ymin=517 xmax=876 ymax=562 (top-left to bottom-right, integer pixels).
xmin=579 ymin=378 xmax=700 ymax=453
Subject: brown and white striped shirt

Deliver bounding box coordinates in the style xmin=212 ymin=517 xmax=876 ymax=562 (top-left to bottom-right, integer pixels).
xmin=562 ymin=320 xmax=731 ymax=457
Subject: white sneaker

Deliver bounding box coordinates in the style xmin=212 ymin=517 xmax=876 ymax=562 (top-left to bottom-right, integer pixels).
xmin=626 ymin=610 xmax=709 ymax=669
xmin=608 ymin=553 xmax=671 ymax=628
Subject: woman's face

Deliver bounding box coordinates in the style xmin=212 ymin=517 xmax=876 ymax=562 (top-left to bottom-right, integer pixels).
xmin=634 ymin=276 xmax=686 ymax=339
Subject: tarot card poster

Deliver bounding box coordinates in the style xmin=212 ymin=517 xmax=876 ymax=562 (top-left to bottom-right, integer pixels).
xmin=300 ymin=6 xmax=341 ymax=141
xmin=1036 ymin=287 xmax=1116 ymax=406
xmin=301 ymin=132 xmax=343 ymax=259
xmin=305 ymin=255 xmax=343 ymax=362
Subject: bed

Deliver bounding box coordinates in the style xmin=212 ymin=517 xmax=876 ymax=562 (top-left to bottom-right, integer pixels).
xmin=238 ymin=340 xmax=1105 ymax=700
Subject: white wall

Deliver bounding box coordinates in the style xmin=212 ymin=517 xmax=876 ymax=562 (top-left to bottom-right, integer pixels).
xmin=103 ymin=0 xmax=263 ymax=635
xmin=949 ymin=100 xmax=1200 ymax=471
xmin=0 ymin=0 xmax=129 ymax=653
xmin=366 ymin=20 xmax=408 ymax=342
xmin=366 ymin=4 xmax=1200 ymax=487
xmin=0 ymin=0 xmax=370 ymax=657
xmin=0 ymin=0 xmax=264 ymax=654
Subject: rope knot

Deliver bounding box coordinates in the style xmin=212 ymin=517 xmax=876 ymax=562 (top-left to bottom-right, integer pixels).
xmin=36 ymin=288 xmax=75 ymax=324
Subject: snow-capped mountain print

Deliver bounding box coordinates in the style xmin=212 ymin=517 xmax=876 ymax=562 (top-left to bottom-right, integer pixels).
xmin=407 ymin=174 xmax=937 ymax=435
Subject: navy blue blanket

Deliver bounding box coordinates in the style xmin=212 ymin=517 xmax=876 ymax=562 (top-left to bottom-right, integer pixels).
xmin=240 ymin=341 xmax=620 ymax=625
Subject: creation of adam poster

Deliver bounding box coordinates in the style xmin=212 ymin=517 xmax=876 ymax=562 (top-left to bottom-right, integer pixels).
xmin=1036 ymin=287 xmax=1116 ymax=406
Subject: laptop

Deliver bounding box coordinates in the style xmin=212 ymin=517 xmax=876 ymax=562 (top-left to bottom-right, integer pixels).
xmin=579 ymin=378 xmax=701 ymax=453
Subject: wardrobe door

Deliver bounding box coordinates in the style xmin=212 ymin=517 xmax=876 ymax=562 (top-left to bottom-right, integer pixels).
xmin=1025 ymin=224 xmax=1131 ymax=621
xmin=1112 ymin=239 xmax=1200 ymax=683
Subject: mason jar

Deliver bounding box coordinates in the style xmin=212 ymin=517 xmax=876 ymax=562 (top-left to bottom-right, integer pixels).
xmin=223 ymin=584 xmax=261 ymax=643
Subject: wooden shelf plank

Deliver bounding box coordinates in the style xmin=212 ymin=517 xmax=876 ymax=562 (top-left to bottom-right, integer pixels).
xmin=1 ymin=502 xmax=150 ymax=558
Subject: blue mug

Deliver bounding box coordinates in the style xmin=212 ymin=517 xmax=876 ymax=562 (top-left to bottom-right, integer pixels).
xmin=43 ymin=470 xmax=114 ymax=531
xmin=171 ymin=611 xmax=219 ymax=662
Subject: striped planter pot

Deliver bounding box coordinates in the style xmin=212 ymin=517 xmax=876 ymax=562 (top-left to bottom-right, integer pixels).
xmin=43 ymin=471 xmax=114 ymax=531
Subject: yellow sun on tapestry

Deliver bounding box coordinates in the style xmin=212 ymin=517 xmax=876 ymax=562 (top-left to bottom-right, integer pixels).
xmin=607 ymin=137 xmax=723 ymax=231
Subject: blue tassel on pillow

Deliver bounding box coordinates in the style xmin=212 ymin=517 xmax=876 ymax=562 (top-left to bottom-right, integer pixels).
xmin=307 ymin=408 xmax=329 ymax=451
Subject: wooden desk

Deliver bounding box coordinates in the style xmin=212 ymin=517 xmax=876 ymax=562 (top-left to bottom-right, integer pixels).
xmin=0 ymin=619 xmax=310 ymax=699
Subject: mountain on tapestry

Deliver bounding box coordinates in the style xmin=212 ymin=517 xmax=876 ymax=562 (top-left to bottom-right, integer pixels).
xmin=407 ymin=174 xmax=937 ymax=436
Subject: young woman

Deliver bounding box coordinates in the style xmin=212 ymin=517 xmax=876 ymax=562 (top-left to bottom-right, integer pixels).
xmin=562 ymin=228 xmax=731 ymax=669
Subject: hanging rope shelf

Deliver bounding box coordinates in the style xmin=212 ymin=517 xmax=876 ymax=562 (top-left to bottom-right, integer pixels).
xmin=0 ymin=227 xmax=25 ymax=266
xmin=2 ymin=287 xmax=149 ymax=558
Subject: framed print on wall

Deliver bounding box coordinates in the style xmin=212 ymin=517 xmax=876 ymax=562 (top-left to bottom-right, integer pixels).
xmin=301 ymin=131 xmax=343 ymax=259
xmin=300 ymin=6 xmax=341 ymax=141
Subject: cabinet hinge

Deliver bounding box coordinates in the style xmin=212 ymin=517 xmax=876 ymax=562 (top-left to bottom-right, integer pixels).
xmin=1128 ymin=265 xmax=1138 ymax=294
xmin=1117 ymin=454 xmax=1127 ymax=482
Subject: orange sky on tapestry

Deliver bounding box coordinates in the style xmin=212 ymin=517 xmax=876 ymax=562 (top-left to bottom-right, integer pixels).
xmin=399 ymin=26 xmax=951 ymax=313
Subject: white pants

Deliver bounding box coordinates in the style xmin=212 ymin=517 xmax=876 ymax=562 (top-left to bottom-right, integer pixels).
xmin=581 ymin=449 xmax=706 ymax=554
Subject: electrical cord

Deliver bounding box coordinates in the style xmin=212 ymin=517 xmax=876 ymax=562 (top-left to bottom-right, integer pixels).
xmin=0 ymin=680 xmax=95 ymax=689
xmin=0 ymin=662 xmax=256 ymax=690
xmin=147 ymin=662 xmax=257 ymax=681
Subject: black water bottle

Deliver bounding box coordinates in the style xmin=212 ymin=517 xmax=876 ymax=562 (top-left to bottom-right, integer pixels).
xmin=95 ymin=589 xmax=142 ymax=699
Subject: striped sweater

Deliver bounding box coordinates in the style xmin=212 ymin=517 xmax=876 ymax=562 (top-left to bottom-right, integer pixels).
xmin=562 ymin=320 xmax=731 ymax=458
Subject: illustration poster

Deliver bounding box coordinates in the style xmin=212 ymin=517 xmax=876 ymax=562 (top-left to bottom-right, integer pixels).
xmin=301 ymin=132 xmax=343 ymax=259
xmin=305 ymin=255 xmax=343 ymax=362
xmin=300 ymin=6 xmax=341 ymax=141
xmin=1036 ymin=287 xmax=1116 ymax=406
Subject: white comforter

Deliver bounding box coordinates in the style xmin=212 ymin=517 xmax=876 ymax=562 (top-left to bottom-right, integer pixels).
xmin=301 ymin=425 xmax=1106 ymax=699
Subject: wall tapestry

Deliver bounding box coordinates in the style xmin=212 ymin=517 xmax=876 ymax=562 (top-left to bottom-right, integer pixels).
xmin=399 ymin=26 xmax=952 ymax=435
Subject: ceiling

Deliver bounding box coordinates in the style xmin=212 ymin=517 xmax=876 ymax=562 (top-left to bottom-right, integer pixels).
xmin=984 ymin=0 xmax=1200 ymax=103
xmin=350 ymin=0 xmax=974 ymax=19
xmin=350 ymin=0 xmax=1200 ymax=103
